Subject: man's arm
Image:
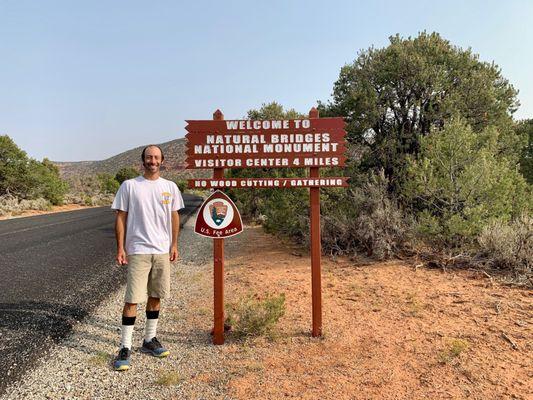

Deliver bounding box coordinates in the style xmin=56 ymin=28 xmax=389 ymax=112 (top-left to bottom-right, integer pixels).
xmin=170 ymin=210 xmax=179 ymax=262
xmin=115 ymin=210 xmax=128 ymax=265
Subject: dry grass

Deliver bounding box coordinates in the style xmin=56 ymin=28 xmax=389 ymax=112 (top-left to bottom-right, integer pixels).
xmin=321 ymin=170 xmax=409 ymax=260
xmin=478 ymin=214 xmax=532 ymax=281
xmin=438 ymin=338 xmax=469 ymax=364
xmin=226 ymin=293 xmax=286 ymax=339
xmin=155 ymin=370 xmax=183 ymax=386
xmin=0 ymin=195 xmax=51 ymax=216
xmin=63 ymin=192 xmax=114 ymax=206
xmin=88 ymin=351 xmax=111 ymax=367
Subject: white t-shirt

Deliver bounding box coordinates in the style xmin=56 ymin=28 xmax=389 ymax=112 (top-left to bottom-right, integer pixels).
xmin=111 ymin=176 xmax=185 ymax=255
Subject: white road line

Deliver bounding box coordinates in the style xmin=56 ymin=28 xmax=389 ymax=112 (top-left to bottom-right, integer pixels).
xmin=0 ymin=214 xmax=107 ymax=237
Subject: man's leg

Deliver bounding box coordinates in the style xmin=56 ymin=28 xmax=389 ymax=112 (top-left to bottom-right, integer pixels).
xmin=120 ymin=302 xmax=137 ymax=349
xmin=121 ymin=253 xmax=152 ymax=347
xmin=146 ymin=296 xmax=160 ymax=312
xmin=144 ymin=296 xmax=160 ymax=342
xmin=113 ymin=303 xmax=137 ymax=371
xmin=114 ymin=254 xmax=151 ymax=370
xmin=141 ymin=254 xmax=170 ymax=357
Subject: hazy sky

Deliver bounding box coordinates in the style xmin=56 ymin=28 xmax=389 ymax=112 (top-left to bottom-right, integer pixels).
xmin=1 ymin=0 xmax=532 ymax=162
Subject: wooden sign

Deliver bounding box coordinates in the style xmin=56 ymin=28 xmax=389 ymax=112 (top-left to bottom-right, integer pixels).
xmin=194 ymin=190 xmax=243 ymax=238
xmin=185 ymin=117 xmax=347 ymax=169
xmin=185 ymin=108 xmax=347 ymax=345
xmin=189 ymin=177 xmax=349 ymax=189
xmin=185 ymin=117 xmax=345 ymax=132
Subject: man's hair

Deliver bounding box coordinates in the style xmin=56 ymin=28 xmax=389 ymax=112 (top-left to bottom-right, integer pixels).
xmin=141 ymin=145 xmax=165 ymax=162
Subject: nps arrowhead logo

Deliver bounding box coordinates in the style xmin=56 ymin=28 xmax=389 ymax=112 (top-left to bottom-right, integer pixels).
xmin=194 ymin=191 xmax=243 ymax=238
xmin=209 ymin=201 xmax=227 ymax=226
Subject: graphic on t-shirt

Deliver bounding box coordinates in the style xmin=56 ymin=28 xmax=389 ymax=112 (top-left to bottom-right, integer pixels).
xmin=161 ymin=192 xmax=172 ymax=204
xmin=209 ymin=201 xmax=227 ymax=226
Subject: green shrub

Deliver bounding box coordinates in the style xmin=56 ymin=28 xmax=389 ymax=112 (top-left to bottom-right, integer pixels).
xmin=321 ymin=32 xmax=520 ymax=194
xmin=97 ymin=173 xmax=120 ymax=194
xmin=402 ymin=118 xmax=531 ymax=247
xmin=226 ymin=293 xmax=286 ymax=338
xmin=115 ymin=166 xmax=139 ymax=184
xmin=515 ymin=119 xmax=533 ymax=184
xmin=261 ymin=187 xmax=308 ymax=241
xmin=83 ymin=195 xmax=94 ymax=206
xmin=173 ymin=179 xmax=187 ymax=193
xmin=0 ymin=135 xmax=32 ymax=197
xmin=64 ymin=174 xmax=117 ymax=207
xmin=28 ymin=158 xmax=68 ymax=205
xmin=0 ymin=136 xmax=68 ymax=205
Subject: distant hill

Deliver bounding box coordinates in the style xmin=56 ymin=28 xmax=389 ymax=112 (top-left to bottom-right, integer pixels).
xmin=54 ymin=138 xmax=208 ymax=180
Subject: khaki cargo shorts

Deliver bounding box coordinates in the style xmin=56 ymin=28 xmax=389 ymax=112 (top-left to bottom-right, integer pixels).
xmin=125 ymin=254 xmax=171 ymax=304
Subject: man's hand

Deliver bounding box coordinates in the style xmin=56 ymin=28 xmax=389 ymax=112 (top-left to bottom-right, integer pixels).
xmin=115 ymin=210 xmax=128 ymax=266
xmin=170 ymin=245 xmax=179 ymax=262
xmin=116 ymin=248 xmax=128 ymax=265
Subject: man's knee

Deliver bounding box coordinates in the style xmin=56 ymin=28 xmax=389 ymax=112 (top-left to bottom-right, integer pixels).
xmin=123 ymin=302 xmax=137 ymax=316
xmin=146 ymin=297 xmax=161 ymax=311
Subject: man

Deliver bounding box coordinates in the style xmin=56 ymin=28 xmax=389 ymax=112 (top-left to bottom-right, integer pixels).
xmin=111 ymin=144 xmax=184 ymax=371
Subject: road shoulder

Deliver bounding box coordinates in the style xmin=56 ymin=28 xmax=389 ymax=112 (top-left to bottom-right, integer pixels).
xmin=1 ymin=217 xmax=230 ymax=400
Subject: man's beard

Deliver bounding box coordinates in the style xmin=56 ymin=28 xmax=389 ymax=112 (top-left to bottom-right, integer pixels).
xmin=143 ymin=162 xmax=160 ymax=171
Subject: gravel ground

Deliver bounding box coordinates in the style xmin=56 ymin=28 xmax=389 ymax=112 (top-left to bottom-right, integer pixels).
xmin=1 ymin=217 xmax=237 ymax=400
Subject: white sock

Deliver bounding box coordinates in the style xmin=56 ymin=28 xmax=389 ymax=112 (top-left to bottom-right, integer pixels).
xmin=120 ymin=325 xmax=134 ymax=349
xmin=144 ymin=314 xmax=159 ymax=342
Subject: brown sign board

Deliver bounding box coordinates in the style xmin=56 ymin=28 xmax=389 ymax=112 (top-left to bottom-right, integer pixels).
xmin=185 ymin=130 xmax=347 ymax=145
xmin=185 ymin=117 xmax=345 ymax=133
xmin=186 ymin=109 xmax=347 ymax=344
xmin=185 ymin=118 xmax=346 ymax=170
xmin=186 ymin=142 xmax=347 ymax=158
xmin=186 ymin=155 xmax=347 ymax=169
xmin=189 ymin=177 xmax=349 ymax=189
xmin=194 ymin=190 xmax=243 ymax=239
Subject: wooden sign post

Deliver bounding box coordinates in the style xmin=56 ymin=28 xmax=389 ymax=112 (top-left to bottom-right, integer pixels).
xmin=186 ymin=108 xmax=347 ymax=343
xmin=212 ymin=109 xmax=225 ymax=345
xmin=309 ymin=107 xmax=322 ymax=336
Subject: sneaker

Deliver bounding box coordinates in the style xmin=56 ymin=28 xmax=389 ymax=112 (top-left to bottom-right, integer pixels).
xmin=140 ymin=337 xmax=170 ymax=358
xmin=113 ymin=347 xmax=131 ymax=371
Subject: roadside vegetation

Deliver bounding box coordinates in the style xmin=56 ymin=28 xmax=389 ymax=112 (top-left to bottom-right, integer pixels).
xmin=228 ymin=32 xmax=532 ymax=286
xmin=0 ymin=140 xmax=189 ymax=215
xmin=64 ymin=167 xmax=188 ymax=206
xmin=0 ymin=135 xmax=67 ymax=216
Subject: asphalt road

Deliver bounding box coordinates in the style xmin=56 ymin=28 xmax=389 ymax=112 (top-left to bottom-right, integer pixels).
xmin=0 ymin=193 xmax=202 ymax=395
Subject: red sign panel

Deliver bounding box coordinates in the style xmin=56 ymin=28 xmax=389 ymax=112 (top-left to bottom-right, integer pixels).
xmin=194 ymin=191 xmax=243 ymax=239
xmin=186 ymin=155 xmax=347 ymax=169
xmin=189 ymin=177 xmax=349 ymax=189
xmin=185 ymin=117 xmax=345 ymax=133
xmin=185 ymin=118 xmax=346 ymax=169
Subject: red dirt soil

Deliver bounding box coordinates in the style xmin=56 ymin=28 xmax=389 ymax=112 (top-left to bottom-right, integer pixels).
xmin=216 ymin=226 xmax=532 ymax=400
